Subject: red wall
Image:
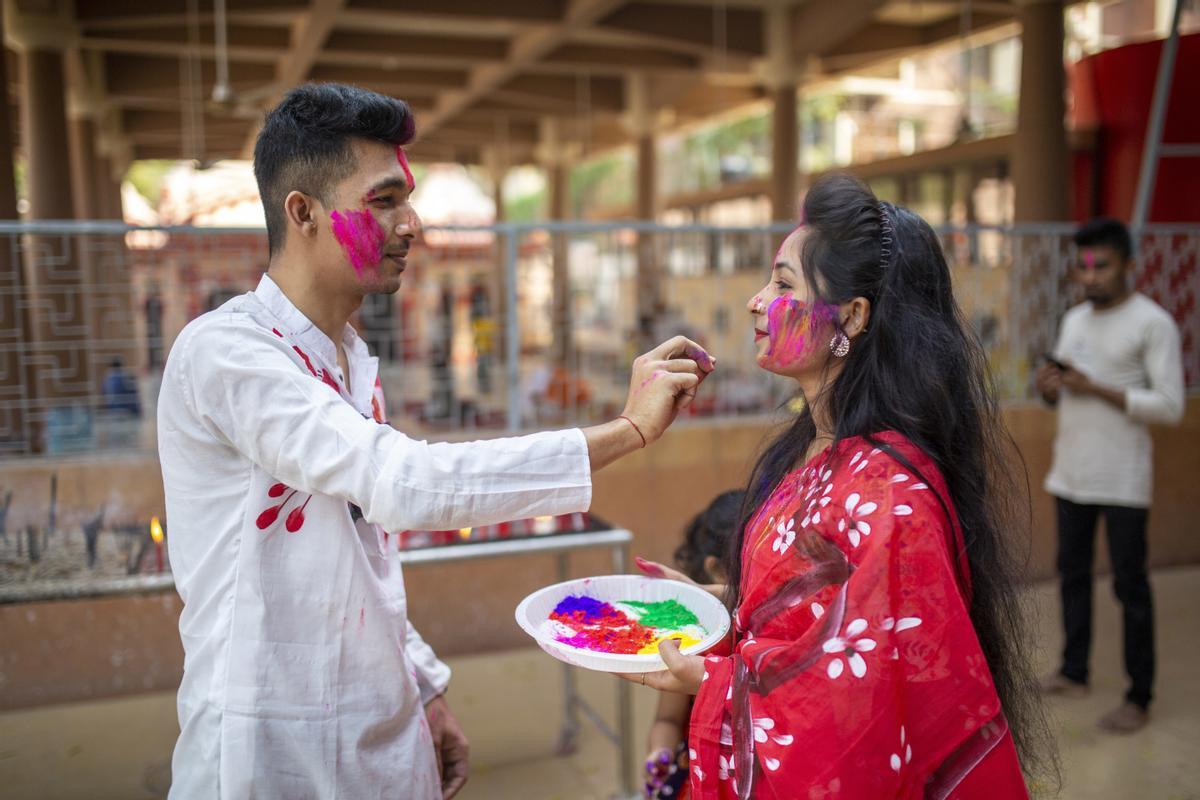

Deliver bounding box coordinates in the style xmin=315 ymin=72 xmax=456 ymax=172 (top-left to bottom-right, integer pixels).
xmin=1070 ymin=33 xmax=1200 ymax=223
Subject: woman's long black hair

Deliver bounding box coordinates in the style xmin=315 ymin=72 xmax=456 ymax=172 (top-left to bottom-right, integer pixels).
xmin=727 ymin=173 xmax=1056 ymax=786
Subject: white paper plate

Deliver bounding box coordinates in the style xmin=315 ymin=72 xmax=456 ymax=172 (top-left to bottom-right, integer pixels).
xmin=515 ymin=574 xmax=731 ymax=673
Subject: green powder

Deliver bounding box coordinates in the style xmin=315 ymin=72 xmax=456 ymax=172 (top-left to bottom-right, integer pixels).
xmin=620 ymin=599 xmax=700 ymax=630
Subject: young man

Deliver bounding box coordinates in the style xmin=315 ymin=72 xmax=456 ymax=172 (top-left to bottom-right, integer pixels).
xmin=157 ymin=84 xmax=713 ymax=799
xmin=1035 ymin=217 xmax=1184 ymax=734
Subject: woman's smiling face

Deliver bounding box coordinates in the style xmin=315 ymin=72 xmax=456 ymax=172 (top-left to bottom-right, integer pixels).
xmin=747 ymin=227 xmax=839 ymax=379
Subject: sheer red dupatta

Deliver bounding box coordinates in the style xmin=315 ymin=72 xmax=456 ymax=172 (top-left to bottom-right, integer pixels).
xmin=688 ymin=432 xmax=1027 ymax=799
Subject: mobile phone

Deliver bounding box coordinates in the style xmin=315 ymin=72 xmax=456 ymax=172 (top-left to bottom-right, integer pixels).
xmin=1042 ymin=352 xmax=1068 ymax=371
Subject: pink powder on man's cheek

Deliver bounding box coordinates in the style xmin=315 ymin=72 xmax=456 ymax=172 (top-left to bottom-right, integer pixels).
xmin=330 ymin=208 xmax=387 ymax=274
xmin=396 ymin=146 xmax=415 ymax=191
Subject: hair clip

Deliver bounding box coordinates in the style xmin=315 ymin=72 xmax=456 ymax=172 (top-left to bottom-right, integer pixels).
xmin=878 ymin=202 xmax=894 ymax=269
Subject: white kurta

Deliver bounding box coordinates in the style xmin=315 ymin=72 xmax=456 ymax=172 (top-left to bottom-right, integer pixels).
xmin=158 ymin=275 xmax=592 ymax=798
xmin=1045 ymin=292 xmax=1184 ymax=508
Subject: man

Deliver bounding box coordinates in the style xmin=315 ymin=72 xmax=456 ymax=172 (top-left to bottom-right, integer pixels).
xmin=1035 ymin=217 xmax=1184 ymax=734
xmin=158 ymin=84 xmax=713 ymax=798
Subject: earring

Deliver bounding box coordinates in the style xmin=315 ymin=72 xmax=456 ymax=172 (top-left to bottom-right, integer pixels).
xmin=830 ymin=331 xmax=850 ymax=358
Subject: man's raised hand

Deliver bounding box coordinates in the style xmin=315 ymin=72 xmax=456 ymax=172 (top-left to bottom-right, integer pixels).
xmin=621 ymin=336 xmax=715 ymax=444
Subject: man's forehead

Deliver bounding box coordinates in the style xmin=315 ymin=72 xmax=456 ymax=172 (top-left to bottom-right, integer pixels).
xmin=1077 ymin=246 xmax=1118 ymax=265
xmin=347 ymin=138 xmax=412 ymax=187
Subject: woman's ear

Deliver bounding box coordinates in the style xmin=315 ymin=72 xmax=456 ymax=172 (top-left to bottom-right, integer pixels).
xmin=283 ymin=190 xmax=319 ymax=239
xmin=703 ymin=554 xmax=727 ymax=584
xmin=841 ymin=297 xmax=872 ymax=339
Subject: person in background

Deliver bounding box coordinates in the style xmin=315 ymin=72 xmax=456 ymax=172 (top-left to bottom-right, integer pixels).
xmin=639 ymin=490 xmax=743 ymax=799
xmin=1035 ymin=217 xmax=1185 ymax=734
xmin=101 ymin=357 xmax=141 ymax=417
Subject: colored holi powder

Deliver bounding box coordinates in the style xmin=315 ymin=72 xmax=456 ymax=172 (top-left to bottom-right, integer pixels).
xmin=548 ymin=595 xmax=706 ymax=656
xmin=396 ymin=146 xmax=415 ymax=190
xmin=765 ymin=295 xmax=836 ymax=367
xmin=683 ymin=343 xmax=714 ymax=372
xmin=552 ymin=595 xmax=626 ymax=625
xmin=330 ymin=208 xmax=387 ymax=274
xmin=621 ymin=599 xmax=698 ymax=629
xmin=638 ymin=632 xmax=703 ymax=655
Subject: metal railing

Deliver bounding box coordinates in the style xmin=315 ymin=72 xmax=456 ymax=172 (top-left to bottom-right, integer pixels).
xmin=0 ymin=220 xmax=1196 ymax=461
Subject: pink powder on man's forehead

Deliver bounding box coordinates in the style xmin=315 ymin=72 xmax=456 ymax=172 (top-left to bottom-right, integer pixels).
xmin=1083 ymin=251 xmax=1096 ymax=269
xmin=330 ymin=208 xmax=387 ymax=274
xmin=395 ymin=146 xmax=415 ymax=191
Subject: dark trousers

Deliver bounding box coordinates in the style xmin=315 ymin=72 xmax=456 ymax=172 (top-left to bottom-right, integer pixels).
xmin=1055 ymin=497 xmax=1155 ymax=708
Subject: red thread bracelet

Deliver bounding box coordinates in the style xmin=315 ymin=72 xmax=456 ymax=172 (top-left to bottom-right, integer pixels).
xmin=618 ymin=415 xmax=647 ymax=448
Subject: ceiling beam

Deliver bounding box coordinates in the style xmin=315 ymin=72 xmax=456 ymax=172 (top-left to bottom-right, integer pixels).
xmin=104 ymin=54 xmax=277 ymax=94
xmin=76 ymin=1 xmax=307 ymax=27
xmin=417 ymin=0 xmax=628 ymax=137
xmin=239 ymin=0 xmax=348 ymax=156
xmin=308 ymin=65 xmax=471 ymax=89
xmin=321 ymin=30 xmax=509 ymax=60
xmin=792 ymin=0 xmax=888 ymax=56
xmin=345 ymin=0 xmax=565 ymax=22
xmin=538 ymin=43 xmax=701 ymax=72
xmin=80 ymin=35 xmax=283 ymax=63
xmin=593 ymin=3 xmax=765 ymax=57
xmin=820 ymin=11 xmax=1015 ymax=72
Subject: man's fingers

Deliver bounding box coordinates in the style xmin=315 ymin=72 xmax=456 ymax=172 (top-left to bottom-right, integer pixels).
xmin=442 ymin=766 xmax=468 ymax=800
xmin=647 ymin=335 xmax=712 ymax=369
xmin=656 ymin=358 xmax=705 ymax=376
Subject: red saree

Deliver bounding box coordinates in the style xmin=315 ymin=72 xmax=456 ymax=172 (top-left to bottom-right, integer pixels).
xmin=688 ymin=432 xmax=1028 ymax=799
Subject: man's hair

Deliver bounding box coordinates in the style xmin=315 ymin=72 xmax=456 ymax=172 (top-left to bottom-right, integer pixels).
xmin=1073 ymin=217 xmax=1133 ymax=262
xmin=253 ymin=83 xmax=416 ymax=256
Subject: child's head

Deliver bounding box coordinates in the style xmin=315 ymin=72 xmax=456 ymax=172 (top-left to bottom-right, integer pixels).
xmin=673 ymin=490 xmax=744 ymax=584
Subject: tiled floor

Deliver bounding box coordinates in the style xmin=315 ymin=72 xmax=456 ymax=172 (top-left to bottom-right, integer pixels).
xmin=2 ymin=568 xmax=1198 ymax=799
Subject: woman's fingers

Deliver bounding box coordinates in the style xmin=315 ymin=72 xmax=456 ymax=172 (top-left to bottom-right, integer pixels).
xmin=659 ymin=640 xmax=705 ymax=694
xmin=635 ymin=556 xmax=694 ymax=584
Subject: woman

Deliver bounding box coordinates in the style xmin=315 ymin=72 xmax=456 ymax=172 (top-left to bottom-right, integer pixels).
xmin=628 ymin=175 xmax=1053 ymax=798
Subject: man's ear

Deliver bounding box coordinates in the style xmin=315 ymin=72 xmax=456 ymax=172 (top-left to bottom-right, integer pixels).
xmin=283 ymin=191 xmax=319 ymax=239
xmin=841 ymin=297 xmax=872 ymax=338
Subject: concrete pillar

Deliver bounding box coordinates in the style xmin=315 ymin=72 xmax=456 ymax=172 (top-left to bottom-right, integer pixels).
xmin=7 ymin=0 xmax=92 ymax=452
xmin=1012 ymin=0 xmax=1069 ymax=222
xmin=624 ymin=73 xmax=662 ymax=353
xmin=770 ymin=84 xmax=799 ymax=222
xmin=763 ymin=6 xmax=801 ymax=223
xmin=67 ymin=113 xmax=100 ymax=220
xmin=483 ymin=146 xmax=509 ymax=381
xmin=538 ymin=118 xmax=572 ymax=368
xmin=0 ymin=5 xmax=36 ymax=454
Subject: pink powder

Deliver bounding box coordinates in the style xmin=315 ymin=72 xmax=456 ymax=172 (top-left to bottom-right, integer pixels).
xmin=396 ymin=146 xmax=415 ymax=190
xmin=330 ymin=208 xmax=387 ymax=274
xmin=764 ymin=295 xmax=837 ymax=368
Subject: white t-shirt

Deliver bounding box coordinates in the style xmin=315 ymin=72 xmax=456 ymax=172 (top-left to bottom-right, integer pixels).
xmin=159 ymin=275 xmax=592 ymax=798
xmin=1045 ymin=292 xmax=1184 ymax=508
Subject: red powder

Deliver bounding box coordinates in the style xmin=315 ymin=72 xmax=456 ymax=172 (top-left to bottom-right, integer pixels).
xmin=396 ymin=146 xmax=415 ymax=190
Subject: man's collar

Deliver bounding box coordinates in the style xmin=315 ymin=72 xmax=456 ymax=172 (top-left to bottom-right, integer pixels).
xmin=254 ymin=274 xmax=369 ymax=367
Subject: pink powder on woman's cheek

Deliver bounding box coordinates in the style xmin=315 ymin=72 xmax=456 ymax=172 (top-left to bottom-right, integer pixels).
xmin=765 ymin=295 xmax=811 ymax=365
xmin=330 ymin=208 xmax=387 ymax=275
xmin=765 ymin=296 xmax=838 ymax=367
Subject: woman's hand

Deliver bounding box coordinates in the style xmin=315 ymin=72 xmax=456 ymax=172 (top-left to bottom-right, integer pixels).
xmin=619 ymin=639 xmax=707 ymax=695
xmin=635 ymin=556 xmax=726 ymax=599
